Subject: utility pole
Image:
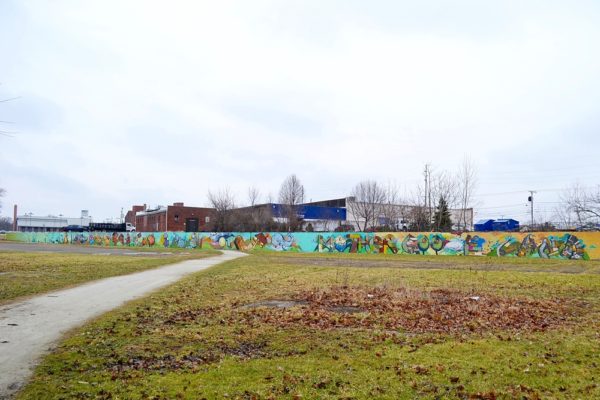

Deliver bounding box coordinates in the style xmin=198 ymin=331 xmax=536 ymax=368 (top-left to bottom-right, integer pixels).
xmin=423 ymin=163 xmax=432 ymax=227
xmin=423 ymin=165 xmax=428 ymax=210
xmin=423 ymin=164 xmax=433 ymax=230
xmin=528 ymin=190 xmax=536 ymax=230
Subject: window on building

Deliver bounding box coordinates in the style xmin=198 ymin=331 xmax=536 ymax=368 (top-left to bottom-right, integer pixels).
xmin=174 ymin=214 xmax=179 ymax=222
xmin=205 ymin=216 xmax=210 ymax=223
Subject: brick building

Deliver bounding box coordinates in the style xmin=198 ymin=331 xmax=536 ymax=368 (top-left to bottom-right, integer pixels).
xmin=125 ymin=204 xmax=146 ymax=226
xmin=134 ymin=202 xmax=214 ymax=232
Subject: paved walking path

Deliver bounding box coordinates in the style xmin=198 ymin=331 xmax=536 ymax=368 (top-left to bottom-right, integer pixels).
xmin=0 ymin=250 xmax=247 ymax=399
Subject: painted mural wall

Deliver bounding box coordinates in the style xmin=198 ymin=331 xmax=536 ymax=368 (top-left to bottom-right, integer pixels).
xmin=8 ymin=231 xmax=600 ymax=260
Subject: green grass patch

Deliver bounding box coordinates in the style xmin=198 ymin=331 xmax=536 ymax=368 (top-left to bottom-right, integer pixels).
xmin=18 ymin=253 xmax=600 ymax=399
xmin=0 ymin=249 xmax=220 ymax=303
xmin=255 ymin=250 xmax=600 ymax=273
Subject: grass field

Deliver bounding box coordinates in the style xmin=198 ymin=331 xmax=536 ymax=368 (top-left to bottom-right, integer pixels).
xmin=17 ymin=252 xmax=600 ymax=399
xmin=0 ymin=249 xmax=220 ymax=304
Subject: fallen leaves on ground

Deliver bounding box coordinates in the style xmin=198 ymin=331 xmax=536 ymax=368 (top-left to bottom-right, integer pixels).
xmin=237 ymin=286 xmax=582 ymax=334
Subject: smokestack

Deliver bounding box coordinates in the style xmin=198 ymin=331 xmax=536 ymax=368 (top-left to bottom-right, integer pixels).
xmin=13 ymin=205 xmax=17 ymax=231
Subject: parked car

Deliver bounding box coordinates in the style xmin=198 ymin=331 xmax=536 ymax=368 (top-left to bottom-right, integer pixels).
xmin=62 ymin=225 xmax=88 ymax=232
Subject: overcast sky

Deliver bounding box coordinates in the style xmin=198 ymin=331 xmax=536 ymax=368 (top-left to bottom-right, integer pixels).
xmin=1 ymin=0 xmax=600 ymax=223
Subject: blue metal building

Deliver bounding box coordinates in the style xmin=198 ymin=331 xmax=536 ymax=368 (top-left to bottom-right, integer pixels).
xmin=492 ymin=219 xmax=519 ymax=231
xmin=269 ymin=204 xmax=346 ymax=221
xmin=474 ymin=218 xmax=519 ymax=232
xmin=474 ymin=219 xmax=494 ymax=232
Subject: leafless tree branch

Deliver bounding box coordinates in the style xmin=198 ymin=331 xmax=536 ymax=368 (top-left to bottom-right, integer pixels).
xmin=279 ymin=174 xmax=305 ymax=231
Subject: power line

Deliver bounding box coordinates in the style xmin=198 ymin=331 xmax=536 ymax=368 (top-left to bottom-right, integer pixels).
xmin=478 ymin=163 xmax=600 ymax=176
xmin=472 ymin=186 xmax=598 ymax=198
xmin=477 ymin=203 xmax=528 ymax=210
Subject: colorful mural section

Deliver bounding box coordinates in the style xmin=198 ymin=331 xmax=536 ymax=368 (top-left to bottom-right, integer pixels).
xmin=8 ymin=231 xmax=600 ymax=260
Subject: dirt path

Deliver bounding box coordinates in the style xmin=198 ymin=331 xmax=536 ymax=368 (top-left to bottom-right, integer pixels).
xmin=0 ymin=250 xmax=247 ymax=399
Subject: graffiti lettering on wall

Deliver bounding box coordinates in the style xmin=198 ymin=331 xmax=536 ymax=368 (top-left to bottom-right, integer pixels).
xmin=9 ymin=231 xmax=599 ymax=260
xmin=488 ymin=233 xmax=587 ymax=259
xmin=10 ymin=231 xmax=304 ymax=253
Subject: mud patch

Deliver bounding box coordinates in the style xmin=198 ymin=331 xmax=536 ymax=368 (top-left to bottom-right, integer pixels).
xmin=107 ymin=341 xmax=268 ymax=373
xmin=242 ymin=300 xmax=309 ymax=309
xmin=328 ymin=306 xmax=364 ymax=314
xmin=239 ymin=286 xmax=583 ymax=334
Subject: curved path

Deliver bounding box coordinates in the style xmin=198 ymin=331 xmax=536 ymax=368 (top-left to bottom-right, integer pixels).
xmin=0 ymin=250 xmax=247 ymax=399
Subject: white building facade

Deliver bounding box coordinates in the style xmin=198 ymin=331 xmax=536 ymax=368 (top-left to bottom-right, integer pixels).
xmin=16 ymin=210 xmax=92 ymax=232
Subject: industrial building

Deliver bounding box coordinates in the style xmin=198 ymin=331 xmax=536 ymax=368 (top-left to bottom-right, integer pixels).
xmin=134 ymin=202 xmax=213 ymax=232
xmin=15 ymin=208 xmax=92 ymax=232
xmin=474 ymin=218 xmax=520 ymax=232
xmin=125 ymin=204 xmax=146 ymax=226
xmin=233 ymin=203 xmax=347 ymax=231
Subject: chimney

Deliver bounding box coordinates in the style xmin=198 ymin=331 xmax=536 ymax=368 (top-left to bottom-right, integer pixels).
xmin=13 ymin=204 xmax=17 ymax=231
xmin=173 ymin=202 xmax=184 ymax=207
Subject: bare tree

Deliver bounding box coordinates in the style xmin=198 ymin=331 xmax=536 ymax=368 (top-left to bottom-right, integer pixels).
xmin=242 ymin=185 xmax=276 ymax=231
xmin=207 ymin=187 xmax=236 ymax=231
xmin=431 ymin=170 xmax=459 ymax=210
xmin=279 ymin=174 xmax=305 ymax=206
xmin=0 ymin=216 xmax=11 ymax=231
xmin=553 ymin=202 xmax=578 ymax=230
xmin=379 ymin=182 xmax=405 ymax=230
xmin=279 ymin=174 xmax=305 ymax=231
xmin=247 ymin=186 xmax=260 ymax=207
xmin=348 ymin=180 xmax=386 ymax=231
xmin=456 ymin=156 xmax=478 ymax=231
xmin=559 ymin=183 xmax=600 ymax=227
xmin=415 ymin=164 xmax=460 ymax=231
xmin=406 ymin=188 xmax=431 ymax=231
xmin=407 ymin=205 xmax=431 ymax=231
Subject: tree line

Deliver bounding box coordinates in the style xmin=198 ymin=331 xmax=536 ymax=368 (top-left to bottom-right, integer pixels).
xmin=347 ymin=157 xmax=476 ymax=232
xmin=205 ymin=157 xmax=479 ymax=233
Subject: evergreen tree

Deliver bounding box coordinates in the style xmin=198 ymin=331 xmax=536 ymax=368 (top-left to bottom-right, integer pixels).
xmin=433 ymin=196 xmax=453 ymax=231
